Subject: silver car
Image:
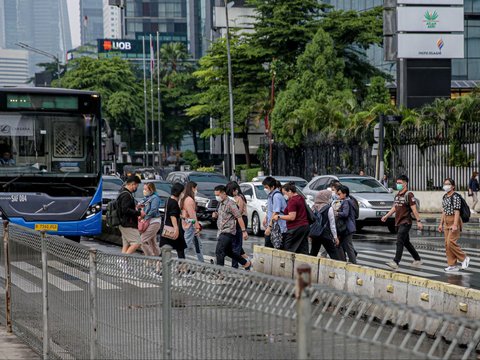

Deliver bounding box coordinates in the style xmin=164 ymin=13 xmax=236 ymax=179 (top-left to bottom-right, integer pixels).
xmin=302 ymin=175 xmax=396 ymax=233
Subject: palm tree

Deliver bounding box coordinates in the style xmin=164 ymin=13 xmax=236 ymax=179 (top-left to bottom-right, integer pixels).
xmin=160 ymin=43 xmax=189 ymax=87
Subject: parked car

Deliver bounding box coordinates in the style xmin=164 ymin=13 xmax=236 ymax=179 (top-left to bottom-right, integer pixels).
xmin=302 ymin=174 xmax=396 ymax=233
xmin=240 ymin=182 xmax=314 ymax=236
xmin=102 ymin=175 xmax=124 ymax=213
xmin=165 ymin=171 xmax=228 ymax=221
xmin=251 ymin=176 xmax=308 ymax=190
xmin=133 ymin=180 xmax=172 ymax=213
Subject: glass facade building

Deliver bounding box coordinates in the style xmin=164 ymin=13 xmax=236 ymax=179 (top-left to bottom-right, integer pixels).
xmin=325 ymin=0 xmax=480 ymax=81
xmin=80 ymin=0 xmax=104 ymax=45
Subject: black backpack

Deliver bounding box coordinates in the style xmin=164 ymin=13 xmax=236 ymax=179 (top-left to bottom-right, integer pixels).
xmin=349 ymin=196 xmax=360 ymax=220
xmin=309 ymin=205 xmax=331 ymax=238
xmin=455 ymin=193 xmax=471 ymax=223
xmin=105 ymin=190 xmax=130 ymax=228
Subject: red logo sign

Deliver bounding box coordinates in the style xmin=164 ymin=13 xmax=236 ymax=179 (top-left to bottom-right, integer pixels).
xmin=103 ymin=40 xmax=112 ymax=51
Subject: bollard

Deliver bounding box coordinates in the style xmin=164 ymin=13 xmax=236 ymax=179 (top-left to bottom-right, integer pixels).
xmin=3 ymin=221 xmax=11 ymax=333
xmin=162 ymin=245 xmax=172 ymax=360
xmin=89 ymin=249 xmax=98 ymax=360
xmin=296 ymin=264 xmax=312 ymax=360
xmin=41 ymin=231 xmax=49 ymax=360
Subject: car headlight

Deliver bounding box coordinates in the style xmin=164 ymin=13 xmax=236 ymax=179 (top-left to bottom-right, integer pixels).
xmin=196 ymin=196 xmax=209 ymax=208
xmin=359 ymin=201 xmax=368 ymax=208
xmin=83 ymin=202 xmax=102 ymax=219
xmin=261 ymin=205 xmax=267 ymax=212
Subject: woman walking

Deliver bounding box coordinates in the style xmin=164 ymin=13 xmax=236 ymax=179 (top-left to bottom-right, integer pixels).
xmin=226 ymin=181 xmax=250 ymax=268
xmin=310 ymin=190 xmax=340 ymax=260
xmin=139 ymin=182 xmax=162 ymax=257
xmin=273 ymin=182 xmax=309 ymax=254
xmin=439 ymin=178 xmax=470 ymax=272
xmin=335 ymin=185 xmax=357 ymax=264
xmin=180 ymin=181 xmax=205 ymax=262
xmin=160 ymin=183 xmax=187 ymax=259
xmin=468 ymin=171 xmax=479 ymax=212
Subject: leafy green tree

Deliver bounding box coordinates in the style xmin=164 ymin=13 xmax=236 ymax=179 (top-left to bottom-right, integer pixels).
xmin=159 ymin=42 xmax=191 ymax=88
xmin=362 ymin=76 xmax=391 ymax=110
xmin=271 ymin=28 xmax=355 ymax=147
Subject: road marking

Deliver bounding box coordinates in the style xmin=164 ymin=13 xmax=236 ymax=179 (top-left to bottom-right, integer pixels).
xmin=0 ymin=266 xmax=42 ymax=293
xmin=48 ymin=261 xmax=120 ymax=290
xmin=356 ymin=258 xmax=438 ymax=278
xmin=12 ymin=261 xmax=82 ymax=292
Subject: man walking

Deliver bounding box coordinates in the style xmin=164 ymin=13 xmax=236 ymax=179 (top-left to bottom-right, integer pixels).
xmin=118 ymin=175 xmax=143 ymax=254
xmin=381 ymin=175 xmax=423 ymax=270
xmin=213 ymin=185 xmax=251 ymax=269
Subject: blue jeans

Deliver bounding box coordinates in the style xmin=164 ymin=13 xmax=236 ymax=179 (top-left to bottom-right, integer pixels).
xmin=184 ymin=225 xmax=205 ymax=263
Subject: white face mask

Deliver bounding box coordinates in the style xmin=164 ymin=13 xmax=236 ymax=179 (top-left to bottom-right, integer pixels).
xmin=215 ymin=195 xmax=223 ymax=202
xmin=143 ymin=190 xmax=152 ymax=197
xmin=283 ymin=195 xmax=289 ymax=201
xmin=264 ymin=188 xmax=271 ymax=195
xmin=443 ymin=185 xmax=452 ymax=192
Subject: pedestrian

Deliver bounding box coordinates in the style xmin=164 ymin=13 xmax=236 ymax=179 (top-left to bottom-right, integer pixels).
xmin=273 ymin=182 xmax=309 ymax=255
xmin=359 ymin=169 xmax=365 ymax=176
xmin=439 ymin=178 xmax=470 ymax=272
xmin=159 ymin=183 xmax=187 ymax=259
xmin=310 ymin=190 xmax=340 ymax=260
xmin=335 ymin=185 xmax=357 ymax=263
xmin=180 ymin=181 xmax=205 ymax=262
xmin=262 ymin=177 xmax=287 ymax=248
xmin=381 ymin=174 xmax=389 ymax=188
xmin=226 ymin=181 xmax=251 ymax=268
xmin=139 ymin=182 xmax=162 ymax=257
xmin=468 ymin=171 xmax=479 ymax=212
xmin=117 ymin=175 xmax=143 ymax=255
xmin=381 ymin=175 xmax=423 ymax=270
xmin=213 ymin=185 xmax=251 ymax=268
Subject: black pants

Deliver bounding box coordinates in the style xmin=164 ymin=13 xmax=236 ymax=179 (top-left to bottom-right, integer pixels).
xmin=284 ymin=225 xmax=309 ymax=255
xmin=232 ymin=216 xmax=248 ymax=268
xmin=216 ymin=233 xmax=247 ymax=267
xmin=337 ymin=233 xmax=357 ymax=264
xmin=310 ymin=236 xmax=340 ymax=260
xmin=394 ymin=223 xmax=421 ymax=264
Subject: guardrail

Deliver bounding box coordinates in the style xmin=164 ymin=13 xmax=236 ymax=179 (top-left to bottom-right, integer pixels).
xmin=1 ymin=222 xmax=480 ymax=359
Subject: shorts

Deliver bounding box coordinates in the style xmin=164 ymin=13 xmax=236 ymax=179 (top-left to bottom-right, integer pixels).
xmin=119 ymin=226 xmax=141 ymax=247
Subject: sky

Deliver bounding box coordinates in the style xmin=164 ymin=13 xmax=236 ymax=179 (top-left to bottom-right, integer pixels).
xmin=67 ymin=0 xmax=81 ymax=48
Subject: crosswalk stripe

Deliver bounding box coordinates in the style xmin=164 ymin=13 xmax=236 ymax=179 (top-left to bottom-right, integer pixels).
xmin=459 ymin=247 xmax=480 ymax=255
xmin=0 ymin=266 xmax=42 ymax=293
xmin=12 ymin=262 xmax=82 ymax=292
xmin=360 ymin=252 xmax=455 ymax=274
xmin=355 ymin=258 xmax=438 ymax=278
xmin=48 ymin=261 xmax=120 ymax=290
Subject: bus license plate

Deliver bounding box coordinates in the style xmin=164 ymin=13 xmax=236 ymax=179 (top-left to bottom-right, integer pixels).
xmin=34 ymin=224 xmax=58 ymax=231
xmin=376 ymin=211 xmax=388 ymax=217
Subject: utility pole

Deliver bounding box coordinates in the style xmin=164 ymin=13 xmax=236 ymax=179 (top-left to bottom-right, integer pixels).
xmin=16 ymin=42 xmax=61 ymax=86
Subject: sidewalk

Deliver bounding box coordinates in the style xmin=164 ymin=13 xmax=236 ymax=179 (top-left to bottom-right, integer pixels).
xmin=0 ymin=327 xmax=38 ymax=359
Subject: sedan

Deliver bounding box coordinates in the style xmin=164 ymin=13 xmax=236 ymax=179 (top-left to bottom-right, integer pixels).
xmin=303 ymin=174 xmax=396 ymax=233
xmin=240 ymin=182 xmax=314 ymax=236
xmin=251 ymin=176 xmax=308 ymax=190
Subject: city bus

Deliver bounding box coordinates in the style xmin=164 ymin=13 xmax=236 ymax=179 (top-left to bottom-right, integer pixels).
xmin=0 ymin=87 xmax=103 ymax=240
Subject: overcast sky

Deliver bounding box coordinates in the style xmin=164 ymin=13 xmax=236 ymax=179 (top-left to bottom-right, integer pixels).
xmin=67 ymin=0 xmax=81 ymax=48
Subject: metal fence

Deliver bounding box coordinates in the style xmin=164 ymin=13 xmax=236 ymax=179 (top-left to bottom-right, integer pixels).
xmin=1 ymin=222 xmax=480 ymax=359
xmin=264 ymin=122 xmax=480 ymax=190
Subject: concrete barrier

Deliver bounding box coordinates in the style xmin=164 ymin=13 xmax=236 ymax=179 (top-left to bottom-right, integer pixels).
xmin=271 ymin=248 xmax=295 ymax=279
xmin=252 ymin=245 xmax=273 ymax=274
xmin=294 ymin=253 xmax=320 ymax=283
xmin=318 ymin=258 xmax=346 ymax=291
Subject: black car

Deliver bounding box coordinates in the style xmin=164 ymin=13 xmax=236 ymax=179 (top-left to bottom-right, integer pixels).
xmin=166 ymin=171 xmax=228 ymax=221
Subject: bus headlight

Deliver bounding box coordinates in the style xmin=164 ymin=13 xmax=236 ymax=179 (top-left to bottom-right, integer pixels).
xmin=83 ymin=202 xmax=102 ymax=219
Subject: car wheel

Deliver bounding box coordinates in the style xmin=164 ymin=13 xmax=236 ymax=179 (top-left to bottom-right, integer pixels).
xmin=252 ymin=212 xmax=261 ymax=236
xmin=387 ymin=223 xmax=397 ymax=234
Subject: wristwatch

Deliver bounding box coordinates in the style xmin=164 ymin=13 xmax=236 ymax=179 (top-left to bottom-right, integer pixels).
xmin=242 ymin=229 xmax=247 ymax=233
xmin=417 ymin=219 xmax=422 ymax=223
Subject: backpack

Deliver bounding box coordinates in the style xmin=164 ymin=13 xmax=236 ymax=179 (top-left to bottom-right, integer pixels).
xmin=449 ymin=193 xmax=471 ymax=223
xmin=309 ymin=205 xmax=331 ymax=238
xmin=349 ymin=196 xmax=360 ymax=220
xmin=105 ymin=190 xmax=130 ymax=228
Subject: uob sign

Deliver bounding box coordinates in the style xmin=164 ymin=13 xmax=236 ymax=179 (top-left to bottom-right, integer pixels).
xmin=102 ymin=40 xmax=132 ymax=51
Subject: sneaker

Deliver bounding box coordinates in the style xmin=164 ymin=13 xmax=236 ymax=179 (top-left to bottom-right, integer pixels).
xmin=411 ymin=260 xmax=423 ymax=267
xmin=461 ymin=256 xmax=470 ymax=270
xmin=386 ymin=261 xmax=399 ymax=270
xmin=444 ymin=266 xmax=459 ymax=273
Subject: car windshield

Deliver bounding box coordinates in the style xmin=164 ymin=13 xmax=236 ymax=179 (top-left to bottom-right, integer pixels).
xmin=103 ymin=177 xmax=123 ymax=191
xmin=254 ymin=185 xmax=268 ymax=200
xmin=189 ymin=174 xmax=227 ymax=184
xmin=340 ymin=178 xmax=388 ymax=193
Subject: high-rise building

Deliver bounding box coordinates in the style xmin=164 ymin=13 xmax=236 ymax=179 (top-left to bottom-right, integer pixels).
xmin=0 ymin=0 xmax=72 ymax=78
xmin=0 ymin=49 xmax=29 ymax=86
xmin=325 ymin=0 xmax=480 ymax=81
xmin=80 ymin=0 xmax=104 ymax=45
xmin=187 ymin=0 xmax=214 ymax=59
xmin=103 ymin=0 xmax=122 ymax=39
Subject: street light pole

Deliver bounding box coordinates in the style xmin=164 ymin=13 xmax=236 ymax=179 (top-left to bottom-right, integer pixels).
xmin=16 ymin=42 xmax=61 ymax=86
xmin=224 ymin=0 xmax=236 ymax=179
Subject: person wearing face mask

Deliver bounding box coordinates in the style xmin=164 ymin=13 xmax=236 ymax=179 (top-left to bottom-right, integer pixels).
xmin=117 ymin=175 xmax=143 ymax=255
xmin=468 ymin=171 xmax=479 ymax=213
xmin=214 ymin=185 xmax=251 ymax=268
xmin=381 ymin=175 xmax=423 ymax=270
xmin=262 ymin=177 xmax=287 ymax=248
xmin=180 ymin=181 xmax=204 ymax=262
xmin=272 ymin=182 xmax=309 ymax=254
xmin=439 ymin=178 xmax=470 ymax=272
xmin=328 ymin=181 xmax=342 ymax=211
xmin=138 ymin=182 xmax=162 ymax=257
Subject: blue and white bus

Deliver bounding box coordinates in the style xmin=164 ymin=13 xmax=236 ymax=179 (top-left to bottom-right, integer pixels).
xmin=0 ymin=87 xmax=103 ymax=240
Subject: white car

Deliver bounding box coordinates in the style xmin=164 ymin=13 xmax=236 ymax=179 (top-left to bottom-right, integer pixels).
xmin=240 ymin=182 xmax=314 ymax=236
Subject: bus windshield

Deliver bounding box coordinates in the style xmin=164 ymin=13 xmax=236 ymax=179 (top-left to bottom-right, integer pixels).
xmin=0 ymin=113 xmax=99 ymax=175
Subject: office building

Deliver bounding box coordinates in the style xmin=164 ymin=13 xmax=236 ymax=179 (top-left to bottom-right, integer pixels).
xmin=0 ymin=49 xmax=29 ymax=86
xmin=103 ymin=0 xmax=122 ymax=39
xmin=80 ymin=0 xmax=104 ymax=45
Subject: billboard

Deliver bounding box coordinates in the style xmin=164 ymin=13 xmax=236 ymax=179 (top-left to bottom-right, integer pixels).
xmin=397 ymin=7 xmax=464 ymax=32
xmin=397 ymin=34 xmax=464 ymax=59
xmin=397 ymin=0 xmax=463 ymax=4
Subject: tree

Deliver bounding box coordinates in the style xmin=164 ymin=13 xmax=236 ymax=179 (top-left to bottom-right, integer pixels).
xmin=28 ymin=61 xmax=67 ymax=84
xmin=271 ymin=28 xmax=355 ymax=147
xmin=160 ymin=42 xmax=190 ymax=88
xmin=362 ymin=76 xmax=391 ymax=110
xmin=187 ymin=35 xmax=269 ymax=166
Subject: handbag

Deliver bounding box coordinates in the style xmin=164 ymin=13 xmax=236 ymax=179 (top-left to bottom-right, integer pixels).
xmin=161 ymin=198 xmax=179 ymax=240
xmin=270 ymin=222 xmax=283 ymax=249
xmin=138 ymin=218 xmax=151 ymax=233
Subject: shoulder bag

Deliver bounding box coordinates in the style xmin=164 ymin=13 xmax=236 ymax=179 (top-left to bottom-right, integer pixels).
xmin=161 ymin=198 xmax=179 ymax=240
